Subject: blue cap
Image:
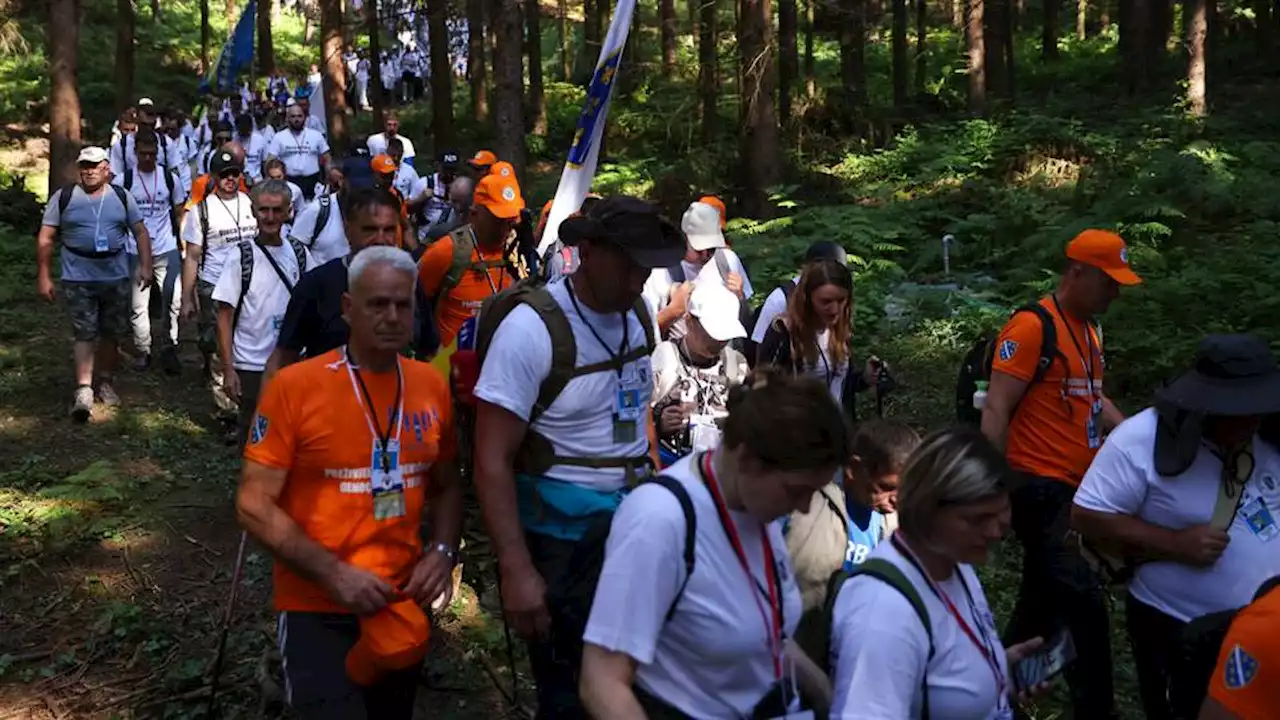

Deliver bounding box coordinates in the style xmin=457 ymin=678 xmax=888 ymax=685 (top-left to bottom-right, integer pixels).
xmin=294 ymin=86 xmax=313 ymax=100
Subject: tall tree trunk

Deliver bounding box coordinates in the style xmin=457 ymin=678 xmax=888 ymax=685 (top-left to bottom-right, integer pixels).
xmin=259 ymin=0 xmax=276 ymax=76
xmin=493 ymin=0 xmax=527 ymax=179
xmin=577 ymin=0 xmax=602 ymax=83
xmin=892 ymin=0 xmax=908 ymax=107
xmin=151 ymin=0 xmax=160 ymax=20
xmin=116 ymin=0 xmax=135 ymax=114
xmin=967 ymin=0 xmax=986 ymax=114
xmin=469 ymin=0 xmax=489 ymax=120
xmin=1043 ymin=0 xmax=1059 ymax=59
xmin=366 ymin=0 xmax=384 ymax=127
xmin=738 ymin=0 xmax=780 ymax=217
xmin=225 ymin=0 xmax=235 ymax=27
xmin=779 ymin=0 xmax=797 ymax=124
xmin=985 ymin=0 xmax=1011 ymax=95
xmin=526 ymin=0 xmax=547 ymax=133
xmin=1100 ymin=0 xmax=1109 ymax=29
xmin=1120 ymin=0 xmax=1151 ymax=93
xmin=839 ymin=0 xmax=867 ymax=109
xmin=804 ymin=0 xmax=816 ymax=97
xmin=914 ymin=0 xmax=927 ymax=95
xmin=430 ymin=0 xmax=455 ymax=145
xmin=690 ymin=0 xmax=699 ymax=36
xmin=661 ymin=0 xmax=677 ymax=75
xmin=50 ymin=0 xmax=82 ymax=195
xmin=1186 ymin=0 xmax=1208 ymax=115
xmin=1077 ymin=0 xmax=1087 ymax=38
xmin=699 ymin=0 xmax=718 ymax=143
xmin=952 ymin=0 xmax=963 ymax=26
xmin=320 ymin=0 xmax=350 ymax=153
xmin=304 ymin=14 xmax=314 ymax=43
xmin=201 ymin=0 xmax=210 ymax=74
xmin=559 ymin=0 xmax=572 ymax=80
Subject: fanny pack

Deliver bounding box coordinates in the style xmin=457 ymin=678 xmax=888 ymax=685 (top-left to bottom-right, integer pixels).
xmin=515 ymin=472 xmax=629 ymax=541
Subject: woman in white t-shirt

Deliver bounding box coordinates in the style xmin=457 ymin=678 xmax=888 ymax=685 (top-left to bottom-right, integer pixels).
xmin=581 ymin=370 xmax=847 ymax=718
xmin=830 ymin=426 xmax=1049 ymax=719
xmin=756 ymin=259 xmax=882 ymax=419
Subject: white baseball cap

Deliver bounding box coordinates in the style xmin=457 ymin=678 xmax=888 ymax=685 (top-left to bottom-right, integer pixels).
xmin=682 ymin=201 xmax=726 ymax=252
xmin=77 ymin=146 xmax=108 ymax=164
xmin=688 ymin=281 xmax=746 ymax=342
xmin=137 ymin=97 xmax=155 ymax=108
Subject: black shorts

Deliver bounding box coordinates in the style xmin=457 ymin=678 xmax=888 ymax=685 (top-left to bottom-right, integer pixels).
xmin=277 ymin=611 xmax=421 ymax=720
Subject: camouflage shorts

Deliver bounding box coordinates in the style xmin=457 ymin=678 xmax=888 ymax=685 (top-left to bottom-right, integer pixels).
xmin=63 ymin=279 xmax=131 ymax=342
xmin=197 ymin=279 xmax=219 ymax=356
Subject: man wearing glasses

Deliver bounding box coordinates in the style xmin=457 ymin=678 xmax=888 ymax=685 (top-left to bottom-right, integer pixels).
xmin=181 ymin=150 xmax=259 ymax=440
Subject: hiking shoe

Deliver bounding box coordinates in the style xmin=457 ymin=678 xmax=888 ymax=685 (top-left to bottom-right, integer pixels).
xmin=159 ymin=348 xmax=182 ymax=376
xmin=132 ymin=353 xmax=152 ymax=371
xmin=97 ymin=381 xmax=121 ymax=407
xmin=70 ymin=385 xmax=94 ymax=423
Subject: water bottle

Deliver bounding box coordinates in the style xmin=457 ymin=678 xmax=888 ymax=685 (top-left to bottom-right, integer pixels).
xmin=973 ymin=380 xmax=989 ymax=411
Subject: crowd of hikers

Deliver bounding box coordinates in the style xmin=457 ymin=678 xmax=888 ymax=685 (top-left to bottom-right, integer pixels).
xmin=30 ymin=78 xmax=1280 ymax=720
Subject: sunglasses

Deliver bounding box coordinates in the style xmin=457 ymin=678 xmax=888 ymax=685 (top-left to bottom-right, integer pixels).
xmin=218 ymin=169 xmax=242 ymax=179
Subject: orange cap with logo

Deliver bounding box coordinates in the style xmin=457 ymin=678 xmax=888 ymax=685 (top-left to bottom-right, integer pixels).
xmin=1066 ymin=229 xmax=1142 ymax=285
xmin=468 ymin=149 xmax=498 ymax=168
xmin=488 ymin=160 xmax=517 ymax=180
xmin=473 ymin=171 xmax=525 ymax=220
xmin=371 ymin=154 xmax=398 ymax=174
xmin=699 ymin=195 xmax=727 ymax=229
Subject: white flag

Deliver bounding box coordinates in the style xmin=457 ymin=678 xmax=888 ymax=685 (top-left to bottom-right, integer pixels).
xmin=536 ymin=0 xmax=636 ymax=256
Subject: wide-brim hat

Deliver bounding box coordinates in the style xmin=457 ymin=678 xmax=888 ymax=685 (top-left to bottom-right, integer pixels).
xmin=560 ymin=196 xmax=685 ymax=269
xmin=1154 ymin=334 xmax=1280 ymax=417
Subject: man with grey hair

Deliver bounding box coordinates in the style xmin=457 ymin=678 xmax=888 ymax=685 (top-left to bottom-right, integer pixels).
xmin=421 ymin=175 xmax=474 ymax=243
xmin=213 ymin=179 xmax=313 ymax=448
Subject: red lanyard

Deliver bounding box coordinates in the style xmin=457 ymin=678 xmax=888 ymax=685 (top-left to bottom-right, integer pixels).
xmin=892 ymin=535 xmax=1006 ymax=701
xmin=138 ymin=172 xmax=156 ymax=206
xmin=700 ymin=453 xmax=783 ymax=678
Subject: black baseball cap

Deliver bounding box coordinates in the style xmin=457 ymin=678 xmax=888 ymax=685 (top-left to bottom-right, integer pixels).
xmin=559 ymin=196 xmax=685 ymax=269
xmin=210 ymin=150 xmax=243 ymax=176
xmin=804 ymin=240 xmax=849 ymax=266
xmin=439 ymin=151 xmax=461 ymax=167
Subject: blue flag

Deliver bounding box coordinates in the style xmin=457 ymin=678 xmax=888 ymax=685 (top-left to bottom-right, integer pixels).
xmin=200 ymin=1 xmax=257 ymax=95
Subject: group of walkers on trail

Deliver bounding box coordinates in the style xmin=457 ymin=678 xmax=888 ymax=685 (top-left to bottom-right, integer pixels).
xmin=31 ymin=74 xmax=1280 ymax=720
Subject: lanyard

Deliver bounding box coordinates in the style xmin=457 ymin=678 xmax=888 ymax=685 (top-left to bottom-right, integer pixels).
xmin=291 ymin=129 xmax=307 ymax=157
xmin=700 ymin=453 xmax=784 ymax=679
xmin=89 ymin=185 xmax=109 ymax=238
xmin=891 ymin=535 xmax=1008 ymax=705
xmin=138 ymin=171 xmax=156 ymax=206
xmin=817 ymin=339 xmax=834 ymax=388
xmin=566 ymin=279 xmax=630 ymax=378
xmin=468 ymin=228 xmax=507 ymax=296
xmin=1051 ymin=295 xmax=1098 ymax=398
xmin=344 ymin=346 xmax=404 ymax=473
xmin=214 ymin=194 xmax=246 ymax=246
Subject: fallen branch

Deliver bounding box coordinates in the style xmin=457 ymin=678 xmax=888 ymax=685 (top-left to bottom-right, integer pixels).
xmin=475 ymin=652 xmax=534 ymax=720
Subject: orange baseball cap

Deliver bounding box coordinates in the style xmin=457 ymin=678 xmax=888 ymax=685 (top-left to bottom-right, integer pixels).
xmin=473 ymin=171 xmax=525 ymax=220
xmin=699 ymin=195 xmax=727 ymax=229
xmin=371 ymin=154 xmax=398 ymax=174
xmin=1066 ymin=229 xmax=1142 ymax=285
xmin=468 ymin=149 xmax=498 ymax=168
xmin=489 ymin=160 xmax=516 ymax=179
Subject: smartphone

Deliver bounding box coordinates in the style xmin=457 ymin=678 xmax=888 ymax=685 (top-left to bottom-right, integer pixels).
xmin=1013 ymin=629 xmax=1076 ymax=693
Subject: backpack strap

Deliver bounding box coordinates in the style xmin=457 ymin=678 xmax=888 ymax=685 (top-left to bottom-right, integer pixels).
xmin=1015 ymin=303 xmax=1061 ymax=386
xmin=843 ymin=558 xmax=935 ymax=719
xmin=288 ymin=237 xmax=307 ymax=276
xmin=233 ymin=241 xmax=254 ymax=327
xmin=713 ymin=249 xmax=731 ymax=279
xmin=197 ymin=198 xmax=211 ymax=270
xmin=123 ymin=169 xmax=134 ymax=191
xmin=522 ymin=286 xmax=577 ymax=425
xmin=644 ymin=475 xmax=697 ymax=622
xmin=441 ymin=226 xmax=512 ymax=296
xmin=571 ymin=297 xmax=656 ymax=377
xmin=310 ymin=193 xmax=333 ymax=247
xmin=58 ymin=184 xmax=76 ymax=216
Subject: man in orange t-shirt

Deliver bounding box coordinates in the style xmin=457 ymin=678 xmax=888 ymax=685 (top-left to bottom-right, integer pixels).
xmin=236 ymin=246 xmax=460 ymax=718
xmin=417 ymin=170 xmax=526 ymax=351
xmin=983 ymin=228 xmax=1141 ymax=719
xmin=1201 ymin=583 xmax=1280 ymax=720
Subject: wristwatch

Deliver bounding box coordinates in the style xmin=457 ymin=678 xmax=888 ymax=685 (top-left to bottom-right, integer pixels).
xmin=431 ymin=542 xmax=458 ymax=565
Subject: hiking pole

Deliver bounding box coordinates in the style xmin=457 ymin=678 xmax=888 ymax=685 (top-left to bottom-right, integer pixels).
xmin=206 ymin=529 xmax=250 ymax=718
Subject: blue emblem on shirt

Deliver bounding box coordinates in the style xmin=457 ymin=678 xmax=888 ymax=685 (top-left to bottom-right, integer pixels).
xmin=1225 ymin=645 xmax=1259 ymax=689
xmin=250 ymin=413 xmax=269 ymax=444
xmin=999 ymin=339 xmax=1019 ymax=362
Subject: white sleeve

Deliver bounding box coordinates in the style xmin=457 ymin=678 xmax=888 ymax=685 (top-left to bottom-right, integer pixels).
xmin=366 ymin=135 xmax=378 ymax=155
xmin=642 ymin=269 xmax=672 ymax=319
xmin=651 ymin=342 xmax=681 ymax=407
xmin=290 ymin=201 xmax=320 ymax=245
xmin=473 ymin=306 xmax=554 ymax=421
xmin=583 ymin=483 xmax=688 ymax=665
xmin=1074 ymin=425 xmax=1149 ymax=515
xmin=109 ymin=141 xmax=125 ymax=177
xmin=171 ymin=171 xmax=189 ymax=206
xmin=182 ymin=205 xmax=203 ymax=247
xmin=316 ymin=132 xmax=331 ymax=156
xmin=211 ymin=248 xmax=243 ymax=306
xmin=751 ymin=288 xmax=787 ymax=343
xmin=829 ymin=578 xmax=930 ymax=719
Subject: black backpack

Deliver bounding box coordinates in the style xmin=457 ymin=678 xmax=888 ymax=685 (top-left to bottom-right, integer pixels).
xmin=955 ymin=302 xmax=1100 ymax=425
xmin=745 ymin=279 xmax=797 ymax=367
xmin=121 ymin=168 xmax=181 ymax=237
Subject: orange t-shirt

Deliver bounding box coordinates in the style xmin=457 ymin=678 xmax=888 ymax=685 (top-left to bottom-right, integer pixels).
xmin=186 ymin=174 xmax=250 ymax=209
xmin=1207 ymin=589 xmax=1280 ymax=719
xmin=990 ymin=297 xmax=1104 ymax=486
xmin=244 ymin=348 xmax=456 ymax=613
xmin=417 ymin=229 xmax=512 ymax=348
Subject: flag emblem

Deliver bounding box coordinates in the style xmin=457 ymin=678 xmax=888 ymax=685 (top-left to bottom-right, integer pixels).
xmin=999 ymin=340 xmax=1019 ymax=362
xmin=250 ymin=414 xmax=269 ymax=444
xmin=1225 ymin=644 xmax=1259 ymax=689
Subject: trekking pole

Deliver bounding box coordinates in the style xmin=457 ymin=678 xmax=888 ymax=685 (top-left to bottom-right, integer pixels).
xmin=206 ymin=529 xmax=250 ymax=718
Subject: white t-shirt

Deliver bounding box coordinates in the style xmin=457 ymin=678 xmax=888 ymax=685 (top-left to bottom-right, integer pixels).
xmin=239 ymin=131 xmax=270 ymax=181
xmin=211 ymin=240 xmax=313 ymax=372
xmin=1074 ymin=408 xmax=1280 ymax=622
xmin=830 ymin=539 xmax=1012 ymax=719
xmin=183 ymin=192 xmax=258 ymax=285
xmin=115 ymin=168 xmax=187 ymax=256
xmin=583 ymin=454 xmax=802 ymax=717
xmin=473 ymin=278 xmax=653 ymax=491
xmin=750 ymin=276 xmax=799 ymax=343
xmin=393 ymin=163 xmax=420 ymax=200
xmin=266 ymin=128 xmax=329 ymax=177
xmin=808 ymin=329 xmax=849 ymax=403
xmin=285 ymin=181 xmax=305 ymax=219
xmin=290 ymin=194 xmax=348 ymax=265
xmin=643 ymin=249 xmax=754 ymax=340
xmin=367 ymin=132 xmax=417 ymax=161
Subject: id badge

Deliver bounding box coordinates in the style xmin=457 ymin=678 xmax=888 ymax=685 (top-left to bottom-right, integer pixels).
xmin=94 ymin=234 xmax=110 ymax=253
xmin=1086 ymin=398 xmax=1103 ymax=449
xmin=612 ymin=416 xmax=637 ymax=444
xmin=1241 ymin=497 xmax=1280 ymax=542
xmin=370 ymin=439 xmax=406 ymax=521
xmin=690 ymin=415 xmax=723 ymax=452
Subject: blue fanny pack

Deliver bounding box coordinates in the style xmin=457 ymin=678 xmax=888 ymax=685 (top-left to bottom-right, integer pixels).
xmin=515 ymin=473 xmax=631 ymax=541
